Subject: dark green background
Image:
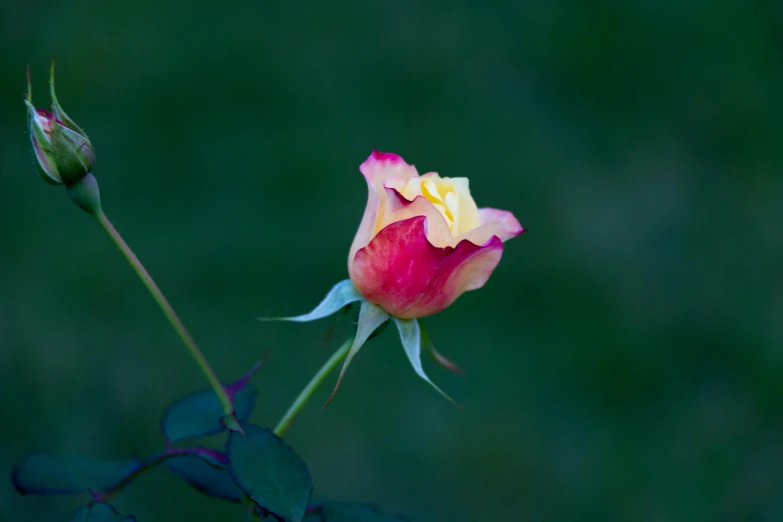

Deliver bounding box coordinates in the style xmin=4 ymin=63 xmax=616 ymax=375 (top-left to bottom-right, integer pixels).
xmin=2 ymin=1 xmax=782 ymax=521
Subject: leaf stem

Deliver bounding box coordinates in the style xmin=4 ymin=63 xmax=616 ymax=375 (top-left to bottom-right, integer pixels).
xmin=94 ymin=447 xmax=225 ymax=503
xmin=95 ymin=210 xmax=233 ymax=417
xmin=274 ymin=337 xmax=354 ymax=437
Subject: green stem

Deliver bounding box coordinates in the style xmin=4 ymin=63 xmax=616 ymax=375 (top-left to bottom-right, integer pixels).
xmin=95 ymin=210 xmax=233 ymax=417
xmin=94 ymin=447 xmax=224 ymax=503
xmin=274 ymin=337 xmax=354 ymax=437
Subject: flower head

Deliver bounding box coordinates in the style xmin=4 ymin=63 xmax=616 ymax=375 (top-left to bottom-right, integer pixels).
xmin=348 ymin=151 xmax=523 ymax=319
xmin=264 ymin=151 xmax=524 ymax=406
xmin=25 ymin=62 xmax=95 ymax=186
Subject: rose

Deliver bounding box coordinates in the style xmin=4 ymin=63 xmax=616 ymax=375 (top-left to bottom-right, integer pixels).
xmin=265 ymin=150 xmax=524 ymax=404
xmin=348 ymin=151 xmax=524 ymax=319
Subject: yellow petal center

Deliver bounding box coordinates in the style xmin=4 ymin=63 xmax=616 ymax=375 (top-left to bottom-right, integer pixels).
xmin=395 ymin=174 xmax=479 ymax=236
xmin=421 ymin=178 xmax=458 ymax=231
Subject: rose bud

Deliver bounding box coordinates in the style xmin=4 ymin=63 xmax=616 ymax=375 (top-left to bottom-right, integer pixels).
xmin=348 ymin=151 xmax=523 ymax=319
xmin=25 ymin=62 xmax=94 ymax=186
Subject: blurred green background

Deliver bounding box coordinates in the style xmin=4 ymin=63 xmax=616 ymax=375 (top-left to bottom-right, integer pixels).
xmin=2 ymin=1 xmax=782 ymax=521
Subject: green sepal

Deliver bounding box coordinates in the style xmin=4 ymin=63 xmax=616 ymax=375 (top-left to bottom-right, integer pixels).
xmin=324 ymin=300 xmax=389 ymax=407
xmin=50 ymin=59 xmax=90 ymax=140
xmin=393 ymin=318 xmax=459 ymax=406
xmin=260 ymin=279 xmax=363 ymax=323
xmin=322 ymin=302 xmax=355 ymax=342
xmin=26 ymin=65 xmax=33 ymax=104
xmin=420 ymin=322 xmax=463 ymax=374
xmin=25 ymin=98 xmax=62 ymax=185
xmin=50 ymin=121 xmax=95 ymax=185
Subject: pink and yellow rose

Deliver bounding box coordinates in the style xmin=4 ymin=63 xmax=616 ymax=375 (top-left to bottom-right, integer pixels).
xmin=348 ymin=151 xmax=524 ymax=319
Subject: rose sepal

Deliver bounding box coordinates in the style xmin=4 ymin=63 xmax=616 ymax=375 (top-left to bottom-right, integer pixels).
xmin=393 ymin=317 xmax=459 ymax=406
xmin=264 ymin=281 xmax=460 ymax=407
xmin=258 ymin=279 xmax=363 ymax=323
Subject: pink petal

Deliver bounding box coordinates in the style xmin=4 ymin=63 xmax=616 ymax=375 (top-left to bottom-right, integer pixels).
xmin=458 ymin=207 xmax=524 ymax=245
xmin=382 ymin=186 xmax=453 ymax=248
xmin=347 ymin=174 xmax=381 ymax=267
xmin=350 ymin=215 xmax=504 ymax=319
xmin=348 ymin=151 xmax=421 ymax=266
xmin=359 ymin=150 xmax=419 ymax=186
xmin=478 ymin=207 xmax=524 ymax=230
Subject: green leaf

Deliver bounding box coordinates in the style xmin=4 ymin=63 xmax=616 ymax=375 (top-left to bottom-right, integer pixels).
xmin=11 ymin=454 xmax=139 ymax=495
xmin=315 ymin=502 xmax=410 ymax=522
xmin=165 ymin=454 xmax=242 ymax=503
xmin=69 ymin=503 xmax=135 ymax=522
xmin=393 ymin=318 xmax=459 ymax=406
xmin=325 ymin=300 xmax=389 ymax=407
xmin=227 ymin=424 xmax=312 ymax=522
xmin=161 ymin=385 xmax=257 ymax=442
xmin=259 ymin=279 xmax=363 ymax=323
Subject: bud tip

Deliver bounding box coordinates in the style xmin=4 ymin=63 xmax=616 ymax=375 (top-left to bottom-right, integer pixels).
xmin=25 ymin=65 xmax=32 ymax=103
xmin=49 ymin=58 xmax=57 ymax=103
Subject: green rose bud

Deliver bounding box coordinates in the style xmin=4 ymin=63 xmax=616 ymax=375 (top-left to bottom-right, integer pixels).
xmin=25 ymin=61 xmax=95 ymax=186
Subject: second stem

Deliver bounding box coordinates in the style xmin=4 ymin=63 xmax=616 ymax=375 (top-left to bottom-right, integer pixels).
xmin=96 ymin=210 xmax=233 ymax=417
xmin=274 ymin=337 xmax=354 ymax=437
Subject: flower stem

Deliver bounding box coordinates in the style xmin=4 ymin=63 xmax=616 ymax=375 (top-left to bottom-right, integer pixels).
xmin=274 ymin=337 xmax=354 ymax=437
xmin=95 ymin=210 xmax=233 ymax=417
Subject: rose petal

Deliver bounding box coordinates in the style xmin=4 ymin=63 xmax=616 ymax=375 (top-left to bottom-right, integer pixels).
xmin=449 ymin=177 xmax=481 ymax=236
xmin=420 ymin=174 xmax=480 ymax=236
xmin=382 ymin=186 xmax=453 ymax=248
xmin=348 ymin=151 xmax=421 ymax=265
xmin=478 ymin=207 xmax=524 ymax=230
xmin=458 ymin=207 xmax=524 ymax=245
xmin=350 ymin=215 xmax=504 ymax=319
xmin=347 ymin=174 xmax=381 ymax=266
xmin=359 ymin=150 xmax=419 ymax=187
